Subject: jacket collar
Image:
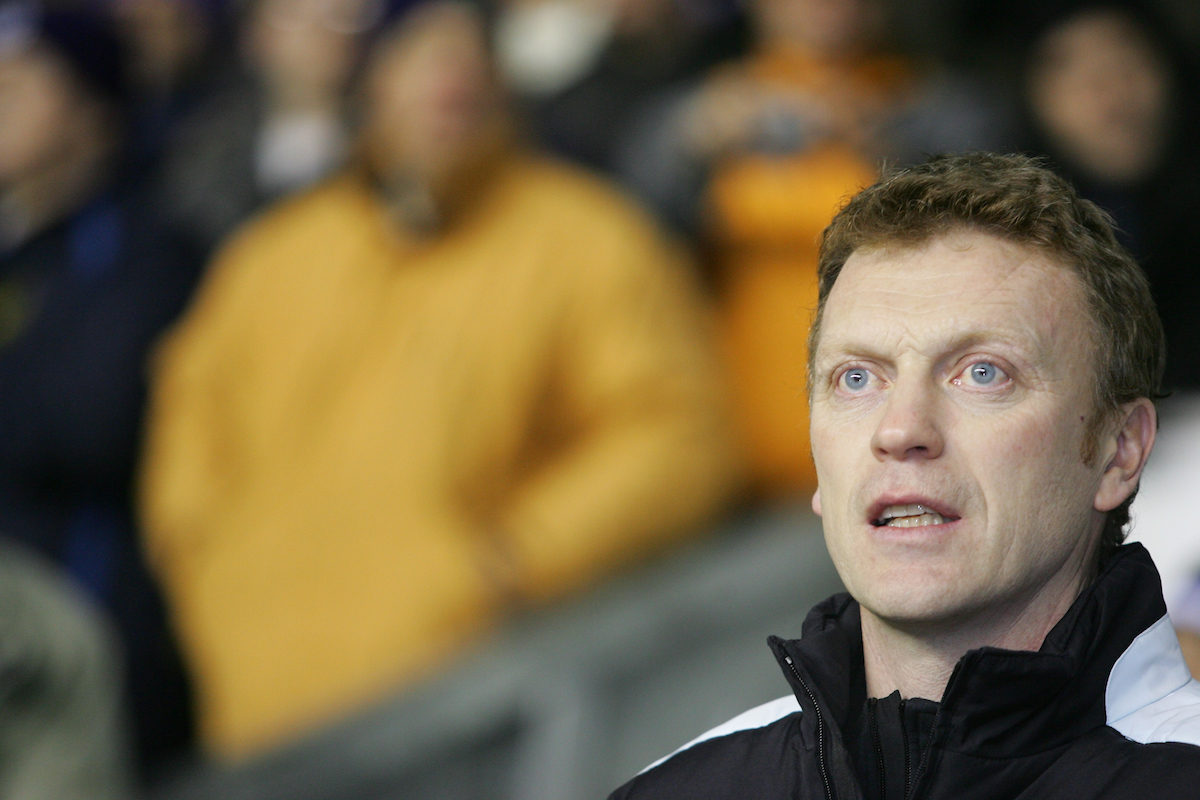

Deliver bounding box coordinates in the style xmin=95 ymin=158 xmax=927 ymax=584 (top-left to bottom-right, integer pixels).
xmin=773 ymin=543 xmax=1169 ymax=759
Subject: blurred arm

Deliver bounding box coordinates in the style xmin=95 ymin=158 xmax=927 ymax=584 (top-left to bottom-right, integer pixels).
xmin=0 ymin=541 xmax=132 ymax=800
xmin=502 ymin=221 xmax=744 ymax=602
xmin=137 ymin=234 xmax=258 ymax=583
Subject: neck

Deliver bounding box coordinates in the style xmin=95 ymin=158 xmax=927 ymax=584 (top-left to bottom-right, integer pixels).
xmin=860 ymin=555 xmax=1094 ymax=701
xmin=368 ymin=119 xmax=513 ymax=237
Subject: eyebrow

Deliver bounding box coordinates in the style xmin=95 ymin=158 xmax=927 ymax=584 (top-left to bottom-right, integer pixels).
xmin=814 ymin=329 xmax=1035 ymax=373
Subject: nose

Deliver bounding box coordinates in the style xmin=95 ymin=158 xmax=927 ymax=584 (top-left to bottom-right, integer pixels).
xmin=870 ymin=377 xmax=945 ymax=462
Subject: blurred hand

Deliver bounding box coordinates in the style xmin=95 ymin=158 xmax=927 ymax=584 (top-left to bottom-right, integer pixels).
xmin=682 ymin=70 xmax=882 ymax=161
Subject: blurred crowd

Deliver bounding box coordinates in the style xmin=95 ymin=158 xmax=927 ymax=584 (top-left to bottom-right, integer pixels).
xmin=1 ymin=0 xmax=1199 ymax=795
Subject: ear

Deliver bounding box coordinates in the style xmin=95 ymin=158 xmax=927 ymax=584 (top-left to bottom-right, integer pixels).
xmin=1094 ymin=399 xmax=1157 ymax=513
xmin=812 ymin=486 xmax=823 ymax=517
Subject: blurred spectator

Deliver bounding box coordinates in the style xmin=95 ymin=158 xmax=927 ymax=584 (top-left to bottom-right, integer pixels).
xmin=153 ymin=0 xmax=385 ymax=257
xmin=0 ymin=539 xmax=134 ymax=800
xmin=999 ymin=0 xmax=1200 ymax=686
xmin=0 ymin=0 xmax=200 ymax=777
xmin=107 ymin=0 xmax=230 ymax=180
xmin=1015 ymin=0 xmax=1200 ymax=390
xmin=139 ymin=0 xmax=740 ymax=761
xmin=495 ymin=0 xmax=749 ymax=171
xmin=617 ymin=0 xmax=1008 ymax=499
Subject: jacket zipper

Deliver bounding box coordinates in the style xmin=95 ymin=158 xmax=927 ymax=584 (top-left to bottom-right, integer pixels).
xmin=899 ymin=699 xmax=911 ymax=800
xmin=907 ymin=697 xmax=948 ymax=800
xmin=868 ymin=698 xmax=885 ymax=800
xmin=783 ymin=654 xmax=834 ymax=800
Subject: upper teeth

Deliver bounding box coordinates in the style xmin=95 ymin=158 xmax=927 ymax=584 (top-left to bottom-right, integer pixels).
xmin=878 ymin=504 xmax=946 ymax=527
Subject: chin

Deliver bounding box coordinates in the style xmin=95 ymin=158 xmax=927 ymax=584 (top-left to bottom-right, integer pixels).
xmin=851 ymin=566 xmax=984 ymax=626
xmin=859 ymin=590 xmax=961 ymax=626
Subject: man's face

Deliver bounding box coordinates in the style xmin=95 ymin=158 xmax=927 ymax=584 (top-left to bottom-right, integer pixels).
xmin=361 ymin=2 xmax=500 ymax=184
xmin=810 ymin=230 xmax=1109 ymax=629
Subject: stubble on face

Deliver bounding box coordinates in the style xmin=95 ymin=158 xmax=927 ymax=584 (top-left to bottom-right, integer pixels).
xmin=809 ymin=230 xmax=1108 ymax=641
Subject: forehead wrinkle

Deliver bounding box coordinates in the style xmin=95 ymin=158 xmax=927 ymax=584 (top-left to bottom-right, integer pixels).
xmin=827 ymin=276 xmax=1049 ymax=358
xmin=819 ymin=239 xmax=1085 ymax=373
xmin=853 ymin=247 xmax=1042 ymax=308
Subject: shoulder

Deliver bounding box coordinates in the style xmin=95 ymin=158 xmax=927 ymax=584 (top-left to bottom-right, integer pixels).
xmin=1044 ymin=726 xmax=1200 ymax=799
xmin=1107 ymin=614 xmax=1200 ymax=746
xmin=491 ymin=155 xmax=697 ymax=298
xmin=609 ymin=696 xmax=803 ymax=800
xmin=642 ymin=695 xmax=803 ymax=772
xmin=501 ymin=154 xmax=669 ymax=239
xmin=230 ymin=173 xmax=375 ymax=249
xmin=1111 ymin=679 xmax=1200 ymax=747
xmin=203 ymin=173 xmax=377 ymax=290
xmin=164 ymin=176 xmax=372 ymax=346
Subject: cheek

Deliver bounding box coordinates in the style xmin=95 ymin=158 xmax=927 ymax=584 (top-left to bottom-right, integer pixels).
xmin=809 ymin=408 xmax=852 ymax=504
xmin=970 ymin=403 xmax=1095 ymax=533
xmin=1128 ymin=69 xmax=1168 ymax=128
xmin=367 ymin=74 xmax=418 ymax=139
xmin=809 ymin=417 xmax=873 ymax=547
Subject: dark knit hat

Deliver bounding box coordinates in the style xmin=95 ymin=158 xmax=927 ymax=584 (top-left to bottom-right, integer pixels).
xmin=0 ymin=1 xmax=125 ymax=102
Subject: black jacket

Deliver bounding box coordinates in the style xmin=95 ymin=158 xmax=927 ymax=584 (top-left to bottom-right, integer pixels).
xmin=0 ymin=186 xmax=202 ymax=770
xmin=610 ymin=544 xmax=1200 ymax=799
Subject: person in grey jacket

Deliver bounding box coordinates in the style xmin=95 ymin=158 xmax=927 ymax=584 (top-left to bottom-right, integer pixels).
xmin=0 ymin=539 xmax=132 ymax=800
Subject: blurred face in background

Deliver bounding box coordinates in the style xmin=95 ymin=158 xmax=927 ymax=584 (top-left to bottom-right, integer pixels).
xmin=0 ymin=45 xmax=89 ymax=186
xmin=111 ymin=0 xmax=208 ymax=94
xmin=247 ymin=0 xmax=382 ymax=110
xmin=1028 ymin=10 xmax=1170 ymax=185
xmin=361 ymin=2 xmax=505 ymax=191
xmin=752 ymin=0 xmax=880 ymax=57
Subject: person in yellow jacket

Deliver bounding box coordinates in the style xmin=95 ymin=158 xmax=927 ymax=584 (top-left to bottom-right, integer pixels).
xmin=139 ymin=0 xmax=741 ymax=760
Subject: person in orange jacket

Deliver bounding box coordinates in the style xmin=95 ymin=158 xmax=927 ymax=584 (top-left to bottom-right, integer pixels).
xmin=618 ymin=0 xmax=1010 ymax=499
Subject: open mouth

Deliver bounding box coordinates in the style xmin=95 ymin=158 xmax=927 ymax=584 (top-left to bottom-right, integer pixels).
xmin=871 ymin=504 xmax=959 ymax=528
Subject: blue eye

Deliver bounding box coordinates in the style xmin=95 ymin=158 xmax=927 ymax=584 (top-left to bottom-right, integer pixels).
xmin=842 ymin=369 xmax=871 ymax=391
xmin=966 ymin=362 xmax=1000 ymax=385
